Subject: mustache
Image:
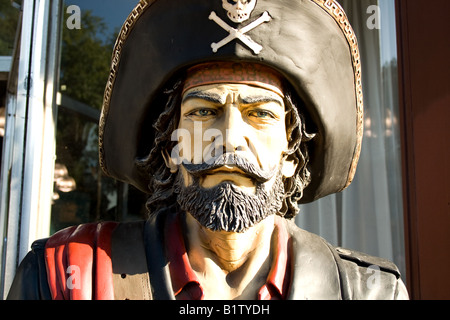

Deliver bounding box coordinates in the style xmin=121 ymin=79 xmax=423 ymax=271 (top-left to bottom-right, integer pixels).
xmin=181 ymin=153 xmax=277 ymax=183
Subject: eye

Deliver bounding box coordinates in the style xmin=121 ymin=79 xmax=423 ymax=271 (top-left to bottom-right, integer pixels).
xmin=248 ymin=110 xmax=275 ymax=119
xmin=256 ymin=111 xmax=271 ymax=118
xmin=197 ymin=109 xmax=211 ymax=117
xmin=187 ymin=108 xmax=217 ymax=118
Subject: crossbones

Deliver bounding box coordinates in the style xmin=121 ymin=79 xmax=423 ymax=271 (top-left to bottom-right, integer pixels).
xmin=209 ymin=11 xmax=271 ymax=54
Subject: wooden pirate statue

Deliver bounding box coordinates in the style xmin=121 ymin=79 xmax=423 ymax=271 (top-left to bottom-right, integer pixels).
xmin=8 ymin=0 xmax=408 ymax=300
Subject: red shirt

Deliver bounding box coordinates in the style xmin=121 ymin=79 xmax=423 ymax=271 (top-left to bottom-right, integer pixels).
xmin=165 ymin=214 xmax=291 ymax=300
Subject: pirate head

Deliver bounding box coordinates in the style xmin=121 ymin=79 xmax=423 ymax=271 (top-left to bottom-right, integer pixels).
xmin=99 ymin=0 xmax=363 ymax=230
xmin=159 ymin=62 xmax=311 ymax=232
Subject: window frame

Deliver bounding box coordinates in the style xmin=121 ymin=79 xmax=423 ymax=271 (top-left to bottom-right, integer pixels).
xmin=0 ymin=0 xmax=63 ymax=298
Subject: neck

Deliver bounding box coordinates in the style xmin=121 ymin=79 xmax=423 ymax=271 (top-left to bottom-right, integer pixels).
xmin=184 ymin=213 xmax=275 ymax=273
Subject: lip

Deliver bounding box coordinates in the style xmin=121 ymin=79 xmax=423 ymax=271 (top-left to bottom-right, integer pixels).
xmin=208 ymin=165 xmax=249 ymax=177
xmin=181 ymin=153 xmax=276 ymax=183
xmin=201 ymin=165 xmax=257 ymax=190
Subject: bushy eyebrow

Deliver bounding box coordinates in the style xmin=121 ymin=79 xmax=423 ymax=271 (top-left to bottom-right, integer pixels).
xmin=182 ymin=90 xmax=284 ymax=107
xmin=239 ymin=95 xmax=283 ymax=107
xmin=182 ymin=90 xmax=226 ymax=105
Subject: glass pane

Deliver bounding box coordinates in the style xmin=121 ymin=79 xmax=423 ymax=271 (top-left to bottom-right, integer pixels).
xmin=296 ymin=0 xmax=406 ymax=278
xmin=0 ymin=1 xmax=20 ymax=149
xmin=52 ymin=107 xmax=106 ymax=233
xmin=0 ymin=0 xmax=20 ymax=56
xmin=51 ymin=1 xmax=143 ymax=233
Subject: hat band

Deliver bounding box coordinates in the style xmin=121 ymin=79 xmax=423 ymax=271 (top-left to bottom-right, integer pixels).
xmin=183 ymin=62 xmax=284 ymax=97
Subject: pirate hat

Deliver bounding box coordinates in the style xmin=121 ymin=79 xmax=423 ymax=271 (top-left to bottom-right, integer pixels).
xmin=99 ymin=0 xmax=363 ymax=204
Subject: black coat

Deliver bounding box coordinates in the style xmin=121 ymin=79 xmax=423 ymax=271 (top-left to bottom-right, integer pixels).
xmin=7 ymin=210 xmax=408 ymax=300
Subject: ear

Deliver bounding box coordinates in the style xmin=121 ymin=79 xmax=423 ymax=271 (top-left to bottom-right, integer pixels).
xmin=161 ymin=149 xmax=178 ymax=173
xmin=281 ymin=156 xmax=297 ymax=178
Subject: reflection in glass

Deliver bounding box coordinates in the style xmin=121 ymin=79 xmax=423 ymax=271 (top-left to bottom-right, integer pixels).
xmin=51 ymin=2 xmax=145 ymax=234
xmin=51 ymin=107 xmax=116 ymax=233
xmin=0 ymin=0 xmax=20 ymax=56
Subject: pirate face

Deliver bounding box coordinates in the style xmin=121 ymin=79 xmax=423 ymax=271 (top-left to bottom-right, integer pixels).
xmin=164 ymin=62 xmax=296 ymax=195
xmin=167 ymin=83 xmax=296 ymax=194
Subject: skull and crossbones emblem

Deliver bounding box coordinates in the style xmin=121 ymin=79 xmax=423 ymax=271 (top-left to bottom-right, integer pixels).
xmin=222 ymin=0 xmax=257 ymax=23
xmin=209 ymin=0 xmax=271 ymax=55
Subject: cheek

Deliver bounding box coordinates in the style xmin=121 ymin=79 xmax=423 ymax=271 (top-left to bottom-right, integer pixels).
xmin=253 ymin=127 xmax=289 ymax=166
xmin=173 ymin=120 xmax=206 ymax=163
xmin=180 ymin=116 xmax=229 ymax=155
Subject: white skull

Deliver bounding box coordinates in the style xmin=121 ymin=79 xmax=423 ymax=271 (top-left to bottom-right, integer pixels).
xmin=222 ymin=0 xmax=257 ymax=23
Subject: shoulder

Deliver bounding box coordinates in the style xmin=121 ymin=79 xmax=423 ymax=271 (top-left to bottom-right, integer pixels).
xmin=334 ymin=247 xmax=400 ymax=277
xmin=45 ymin=220 xmax=145 ymax=300
xmin=46 ymin=220 xmax=146 ymax=244
xmin=45 ymin=221 xmax=119 ymax=247
xmin=332 ymin=246 xmax=409 ymax=300
xmin=284 ymin=219 xmax=409 ymax=300
xmin=8 ymin=221 xmax=148 ymax=300
xmin=44 ymin=220 xmax=146 ymax=253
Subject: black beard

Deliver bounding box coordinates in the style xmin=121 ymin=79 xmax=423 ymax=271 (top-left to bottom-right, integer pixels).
xmin=174 ymin=170 xmax=285 ymax=233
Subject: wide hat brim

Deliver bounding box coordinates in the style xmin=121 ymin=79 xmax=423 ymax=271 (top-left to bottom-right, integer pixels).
xmin=99 ymin=0 xmax=363 ymax=204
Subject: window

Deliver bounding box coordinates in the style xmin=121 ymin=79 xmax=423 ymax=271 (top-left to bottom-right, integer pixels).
xmin=296 ymin=0 xmax=406 ymax=280
xmin=52 ymin=0 xmax=145 ymax=234
xmin=0 ymin=0 xmax=20 ymax=158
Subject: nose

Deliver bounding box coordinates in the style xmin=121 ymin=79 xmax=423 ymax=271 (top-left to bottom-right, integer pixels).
xmin=221 ymin=104 xmax=251 ymax=154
